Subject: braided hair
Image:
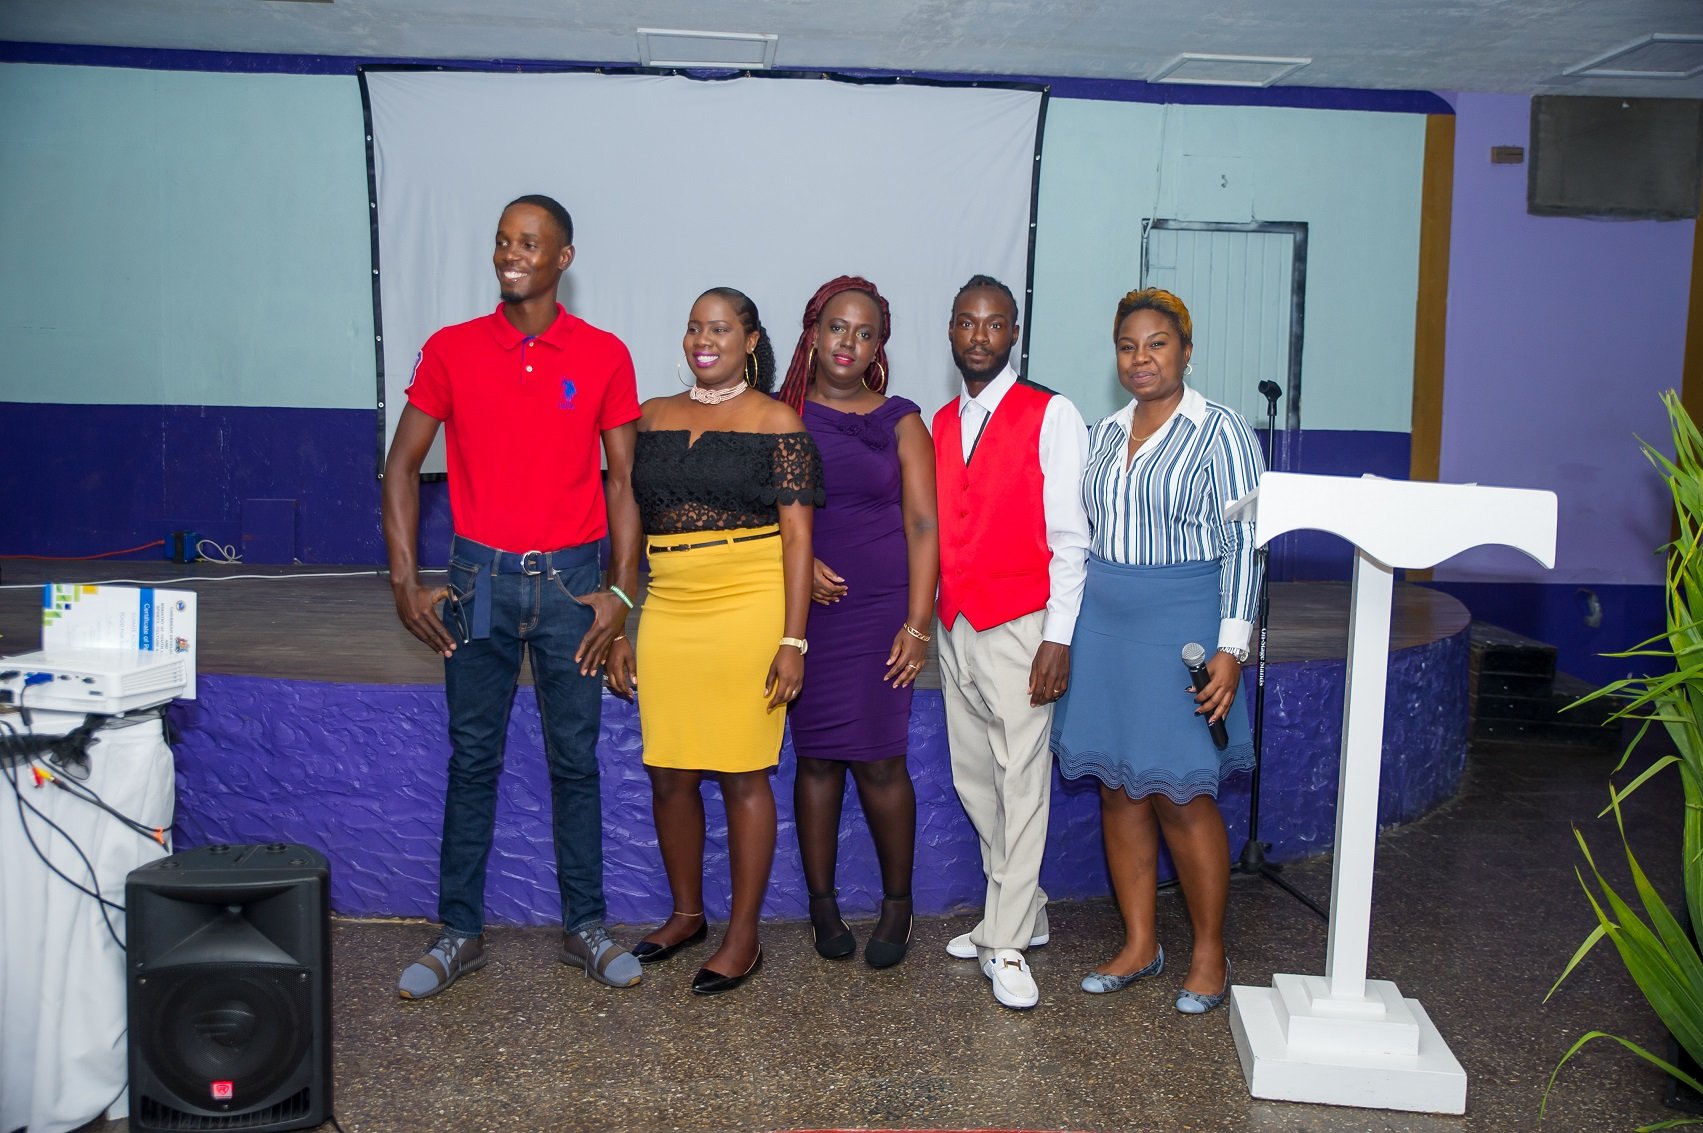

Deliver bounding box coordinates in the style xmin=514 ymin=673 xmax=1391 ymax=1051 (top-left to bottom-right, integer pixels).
xmin=1113 ymin=287 xmax=1193 ymax=346
xmin=699 ymin=286 xmax=777 ymax=394
xmin=954 ymin=274 xmax=1019 ymax=320
xmin=777 ymin=275 xmax=893 ymax=414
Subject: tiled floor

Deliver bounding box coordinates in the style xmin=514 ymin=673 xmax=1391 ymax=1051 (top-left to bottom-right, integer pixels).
xmin=96 ymin=737 xmax=1685 ymax=1132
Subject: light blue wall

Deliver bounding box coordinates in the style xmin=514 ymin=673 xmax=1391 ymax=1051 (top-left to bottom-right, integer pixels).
xmin=1029 ymin=98 xmax=1426 ymax=429
xmin=0 ymin=64 xmax=374 ymax=408
xmin=1 ymin=63 xmax=1427 ymax=429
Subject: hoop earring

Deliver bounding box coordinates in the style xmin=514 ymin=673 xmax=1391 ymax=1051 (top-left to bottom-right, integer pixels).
xmin=807 ymin=345 xmax=816 ymax=378
xmin=676 ymin=360 xmax=693 ymax=388
xmin=865 ymin=360 xmax=886 ymax=391
xmin=745 ymin=351 xmax=758 ymax=388
xmin=1184 ymin=361 xmax=1194 ymax=377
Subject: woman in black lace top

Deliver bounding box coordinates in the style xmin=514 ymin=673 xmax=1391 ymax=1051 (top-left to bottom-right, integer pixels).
xmin=606 ymin=286 xmax=822 ymax=995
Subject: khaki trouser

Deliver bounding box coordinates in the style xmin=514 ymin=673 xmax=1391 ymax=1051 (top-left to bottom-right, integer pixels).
xmin=939 ymin=609 xmax=1052 ymax=960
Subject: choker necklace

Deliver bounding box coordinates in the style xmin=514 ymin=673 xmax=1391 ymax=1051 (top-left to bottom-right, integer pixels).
xmin=689 ymin=382 xmax=747 ymax=406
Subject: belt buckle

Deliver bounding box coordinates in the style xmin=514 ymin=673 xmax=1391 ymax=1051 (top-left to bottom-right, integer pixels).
xmin=519 ymin=550 xmax=545 ymax=576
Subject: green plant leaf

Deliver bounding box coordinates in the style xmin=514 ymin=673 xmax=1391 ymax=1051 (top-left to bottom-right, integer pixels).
xmin=1544 ymin=1028 xmax=1703 ymax=1126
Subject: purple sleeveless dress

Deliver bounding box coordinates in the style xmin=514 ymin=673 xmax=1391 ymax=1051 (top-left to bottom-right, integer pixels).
xmin=789 ymin=396 xmax=921 ymax=762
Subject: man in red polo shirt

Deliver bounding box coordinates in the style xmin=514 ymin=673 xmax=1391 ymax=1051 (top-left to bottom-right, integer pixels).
xmin=382 ymin=194 xmax=644 ymax=997
xmin=933 ymin=275 xmax=1089 ymax=1011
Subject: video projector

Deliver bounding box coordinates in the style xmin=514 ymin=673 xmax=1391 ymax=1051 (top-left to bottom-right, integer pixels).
xmin=0 ymin=648 xmax=192 ymax=715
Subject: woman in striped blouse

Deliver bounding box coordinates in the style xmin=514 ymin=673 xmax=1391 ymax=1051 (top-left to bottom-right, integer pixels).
xmin=1050 ymin=287 xmax=1263 ymax=1016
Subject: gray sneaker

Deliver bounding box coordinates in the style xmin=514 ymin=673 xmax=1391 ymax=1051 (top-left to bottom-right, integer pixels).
xmin=560 ymin=923 xmax=642 ymax=988
xmin=398 ymin=930 xmax=487 ymax=999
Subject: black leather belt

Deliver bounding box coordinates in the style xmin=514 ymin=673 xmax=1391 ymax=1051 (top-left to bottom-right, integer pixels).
xmin=649 ymin=529 xmax=780 ymax=554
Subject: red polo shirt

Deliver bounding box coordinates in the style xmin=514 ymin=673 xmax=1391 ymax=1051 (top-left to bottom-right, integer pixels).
xmin=406 ymin=303 xmax=640 ymax=551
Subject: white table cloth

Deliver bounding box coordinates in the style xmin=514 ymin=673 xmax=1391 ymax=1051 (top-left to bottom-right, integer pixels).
xmin=1 ymin=707 xmax=174 ymax=1133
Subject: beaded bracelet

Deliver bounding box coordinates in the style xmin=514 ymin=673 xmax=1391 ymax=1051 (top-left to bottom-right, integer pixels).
xmin=901 ymin=623 xmax=932 ymax=643
xmin=608 ymin=585 xmax=635 ymax=609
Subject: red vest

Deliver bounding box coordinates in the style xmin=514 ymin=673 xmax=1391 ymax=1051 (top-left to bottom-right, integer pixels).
xmin=933 ymin=381 xmax=1052 ymax=631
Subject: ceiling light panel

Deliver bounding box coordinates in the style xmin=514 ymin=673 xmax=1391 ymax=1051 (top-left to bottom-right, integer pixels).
xmin=1564 ymin=34 xmax=1703 ymax=80
xmin=1148 ymin=53 xmax=1312 ymax=88
xmin=637 ymin=28 xmax=778 ymax=69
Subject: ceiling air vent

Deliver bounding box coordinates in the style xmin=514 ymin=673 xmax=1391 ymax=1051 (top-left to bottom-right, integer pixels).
xmin=637 ymin=28 xmax=778 ymax=70
xmin=1564 ymin=34 xmax=1703 ymax=80
xmin=1149 ymin=53 xmax=1311 ymax=88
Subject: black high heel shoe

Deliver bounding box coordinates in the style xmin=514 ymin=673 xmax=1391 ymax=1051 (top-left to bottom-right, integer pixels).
xmin=630 ymin=911 xmax=708 ymax=966
xmin=691 ymin=945 xmax=764 ymax=995
xmin=808 ymin=890 xmax=856 ymax=960
xmin=864 ymin=893 xmax=912 ymax=970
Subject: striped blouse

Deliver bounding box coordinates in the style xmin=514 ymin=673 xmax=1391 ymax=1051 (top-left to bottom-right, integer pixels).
xmin=1081 ymin=385 xmax=1265 ymax=651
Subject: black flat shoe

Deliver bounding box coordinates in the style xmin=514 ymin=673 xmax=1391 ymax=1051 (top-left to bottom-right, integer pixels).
xmin=865 ymin=894 xmax=913 ymax=970
xmin=631 ymin=916 xmax=708 ymax=966
xmin=690 ymin=946 xmax=763 ymax=995
xmin=808 ymin=891 xmax=856 ymax=960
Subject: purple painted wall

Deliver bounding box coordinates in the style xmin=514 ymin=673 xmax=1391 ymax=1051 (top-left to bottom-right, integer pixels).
xmin=166 ymin=625 xmax=1466 ymax=927
xmin=0 ymin=403 xmax=453 ymax=565
xmin=1431 ymin=92 xmax=1692 ymax=680
xmin=3 ymin=401 xmax=1407 ymax=583
xmin=1437 ymin=93 xmax=1692 ymax=586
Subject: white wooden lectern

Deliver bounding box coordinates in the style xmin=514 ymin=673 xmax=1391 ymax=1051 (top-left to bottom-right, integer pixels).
xmin=1225 ymin=472 xmax=1557 ymax=1114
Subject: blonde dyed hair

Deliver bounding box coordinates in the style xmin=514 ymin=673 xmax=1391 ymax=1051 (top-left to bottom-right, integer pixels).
xmin=1113 ymin=287 xmax=1193 ymax=346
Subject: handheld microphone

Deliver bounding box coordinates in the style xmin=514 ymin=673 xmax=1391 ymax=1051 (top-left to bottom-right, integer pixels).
xmin=1257 ymin=380 xmax=1282 ymax=401
xmin=1181 ymin=642 xmax=1229 ymax=750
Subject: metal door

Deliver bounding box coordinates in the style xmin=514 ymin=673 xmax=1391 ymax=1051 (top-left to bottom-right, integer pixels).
xmin=1140 ymin=220 xmax=1305 ymax=440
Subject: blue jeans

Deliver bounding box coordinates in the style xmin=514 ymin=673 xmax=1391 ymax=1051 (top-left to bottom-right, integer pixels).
xmin=437 ymin=535 xmax=606 ymax=937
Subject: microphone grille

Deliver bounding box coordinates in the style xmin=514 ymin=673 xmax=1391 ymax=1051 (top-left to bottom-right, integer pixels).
xmin=1180 ymin=642 xmax=1207 ymax=667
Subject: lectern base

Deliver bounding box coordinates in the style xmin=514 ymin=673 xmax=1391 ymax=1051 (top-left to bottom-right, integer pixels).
xmin=1229 ymin=978 xmax=1467 ymax=1114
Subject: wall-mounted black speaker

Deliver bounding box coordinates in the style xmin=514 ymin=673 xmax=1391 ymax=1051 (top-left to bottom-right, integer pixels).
xmin=1529 ymin=96 xmax=1703 ymax=220
xmin=126 ymin=843 xmax=332 ymax=1133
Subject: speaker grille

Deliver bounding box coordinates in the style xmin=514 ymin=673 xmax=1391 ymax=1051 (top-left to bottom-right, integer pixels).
xmin=136 ymin=1085 xmax=316 ymax=1130
xmin=137 ymin=963 xmax=312 ymax=1116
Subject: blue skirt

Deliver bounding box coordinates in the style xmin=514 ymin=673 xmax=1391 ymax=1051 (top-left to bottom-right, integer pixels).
xmin=1051 ymin=556 xmax=1253 ymax=803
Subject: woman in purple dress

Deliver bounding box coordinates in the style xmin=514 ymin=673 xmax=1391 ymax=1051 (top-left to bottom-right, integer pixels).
xmin=776 ymin=276 xmax=938 ymax=968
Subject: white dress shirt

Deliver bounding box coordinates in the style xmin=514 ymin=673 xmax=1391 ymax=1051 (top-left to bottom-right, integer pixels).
xmin=956 ymin=365 xmax=1091 ymax=645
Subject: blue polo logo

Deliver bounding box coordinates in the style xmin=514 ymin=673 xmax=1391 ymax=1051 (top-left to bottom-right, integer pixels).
xmin=559 ymin=378 xmax=577 ymax=410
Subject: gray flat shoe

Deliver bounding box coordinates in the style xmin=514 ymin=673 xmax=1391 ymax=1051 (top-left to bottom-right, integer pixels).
xmin=1175 ymin=958 xmax=1232 ymax=1015
xmin=1081 ymin=944 xmax=1164 ymax=994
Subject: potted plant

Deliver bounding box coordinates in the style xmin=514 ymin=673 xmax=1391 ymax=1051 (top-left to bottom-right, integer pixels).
xmin=1545 ymin=390 xmax=1703 ymax=1128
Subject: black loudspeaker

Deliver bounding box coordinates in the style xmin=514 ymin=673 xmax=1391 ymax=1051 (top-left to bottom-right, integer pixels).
xmin=126 ymin=843 xmax=332 ymax=1133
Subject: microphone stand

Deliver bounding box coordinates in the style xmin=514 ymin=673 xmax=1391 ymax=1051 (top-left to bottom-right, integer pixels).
xmin=1233 ymin=380 xmax=1327 ymax=920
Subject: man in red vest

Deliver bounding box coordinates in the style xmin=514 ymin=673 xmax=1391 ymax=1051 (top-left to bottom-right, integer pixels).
xmin=932 ymin=275 xmax=1089 ymax=1010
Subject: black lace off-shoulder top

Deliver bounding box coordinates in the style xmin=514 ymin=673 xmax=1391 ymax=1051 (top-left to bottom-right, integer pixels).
xmin=633 ymin=430 xmax=825 ymax=535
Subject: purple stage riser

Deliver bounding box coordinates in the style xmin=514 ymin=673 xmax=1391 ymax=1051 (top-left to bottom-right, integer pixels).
xmin=168 ymin=627 xmax=1467 ymax=925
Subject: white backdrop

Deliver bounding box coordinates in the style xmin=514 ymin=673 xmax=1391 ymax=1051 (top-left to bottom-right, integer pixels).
xmin=363 ymin=70 xmax=1045 ymax=471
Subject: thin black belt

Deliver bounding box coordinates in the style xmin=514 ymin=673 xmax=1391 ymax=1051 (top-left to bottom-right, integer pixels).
xmin=648 ymin=529 xmax=780 ymax=554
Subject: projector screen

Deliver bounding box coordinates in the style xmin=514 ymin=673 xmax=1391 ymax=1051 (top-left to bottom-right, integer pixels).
xmin=362 ymin=69 xmax=1046 ymax=474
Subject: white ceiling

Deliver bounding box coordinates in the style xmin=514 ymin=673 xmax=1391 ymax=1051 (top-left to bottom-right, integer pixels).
xmin=2 ymin=0 xmax=1701 ymax=99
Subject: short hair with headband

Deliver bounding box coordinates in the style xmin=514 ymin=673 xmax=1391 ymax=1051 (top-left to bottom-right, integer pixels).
xmin=1113 ymin=287 xmax=1193 ymax=346
xmin=777 ymin=275 xmax=893 ymax=414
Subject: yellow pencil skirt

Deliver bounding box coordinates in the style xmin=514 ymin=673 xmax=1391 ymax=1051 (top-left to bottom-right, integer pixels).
xmin=637 ymin=525 xmax=785 ymax=772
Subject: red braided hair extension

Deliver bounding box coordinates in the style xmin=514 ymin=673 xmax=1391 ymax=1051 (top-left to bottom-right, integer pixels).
xmin=777 ymin=275 xmax=893 ymax=414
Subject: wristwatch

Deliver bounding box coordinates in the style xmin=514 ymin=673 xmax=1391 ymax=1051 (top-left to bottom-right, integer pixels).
xmin=780 ymin=636 xmax=809 ymax=655
xmin=1218 ymin=646 xmax=1250 ymax=663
